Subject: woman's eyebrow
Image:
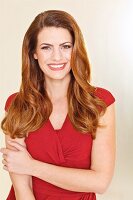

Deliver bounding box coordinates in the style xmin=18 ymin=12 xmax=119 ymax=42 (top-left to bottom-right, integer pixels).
xmin=59 ymin=42 xmax=73 ymax=46
xmin=40 ymin=42 xmax=72 ymax=46
xmin=40 ymin=43 xmax=53 ymax=46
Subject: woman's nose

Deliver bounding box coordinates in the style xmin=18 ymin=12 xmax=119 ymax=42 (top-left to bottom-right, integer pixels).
xmin=52 ymin=48 xmax=63 ymax=61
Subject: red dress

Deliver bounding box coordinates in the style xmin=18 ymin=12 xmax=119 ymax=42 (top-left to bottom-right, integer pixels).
xmin=5 ymin=87 xmax=115 ymax=200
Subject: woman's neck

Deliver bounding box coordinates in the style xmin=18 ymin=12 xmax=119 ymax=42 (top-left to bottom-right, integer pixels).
xmin=45 ymin=74 xmax=71 ymax=102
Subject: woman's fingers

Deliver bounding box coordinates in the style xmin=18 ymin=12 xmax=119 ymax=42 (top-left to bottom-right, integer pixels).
xmin=2 ymin=154 xmax=7 ymax=159
xmin=2 ymin=159 xmax=7 ymax=165
xmin=2 ymin=159 xmax=8 ymax=171
xmin=0 ymin=148 xmax=9 ymax=155
xmin=7 ymin=141 xmax=26 ymax=151
xmin=3 ymin=165 xmax=8 ymax=171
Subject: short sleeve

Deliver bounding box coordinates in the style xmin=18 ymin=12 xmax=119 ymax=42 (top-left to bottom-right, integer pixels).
xmin=94 ymin=87 xmax=115 ymax=107
xmin=4 ymin=93 xmax=17 ymax=112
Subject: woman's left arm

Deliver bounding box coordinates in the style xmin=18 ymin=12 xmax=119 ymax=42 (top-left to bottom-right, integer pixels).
xmin=1 ymin=103 xmax=115 ymax=194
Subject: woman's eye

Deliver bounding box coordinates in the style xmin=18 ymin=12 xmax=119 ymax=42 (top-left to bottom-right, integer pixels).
xmin=41 ymin=46 xmax=51 ymax=50
xmin=62 ymin=45 xmax=72 ymax=49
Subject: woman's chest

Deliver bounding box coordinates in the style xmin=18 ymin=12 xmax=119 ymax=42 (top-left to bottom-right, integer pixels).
xmin=25 ymin=118 xmax=93 ymax=169
xmin=49 ymin=99 xmax=68 ymax=130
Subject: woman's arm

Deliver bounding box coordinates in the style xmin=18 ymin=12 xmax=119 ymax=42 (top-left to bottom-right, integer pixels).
xmin=4 ymin=135 xmax=35 ymax=200
xmin=1 ymin=103 xmax=115 ymax=194
xmin=29 ymin=103 xmax=116 ymax=194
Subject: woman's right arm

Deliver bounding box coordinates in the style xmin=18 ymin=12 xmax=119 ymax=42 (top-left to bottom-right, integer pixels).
xmin=5 ymin=135 xmax=35 ymax=200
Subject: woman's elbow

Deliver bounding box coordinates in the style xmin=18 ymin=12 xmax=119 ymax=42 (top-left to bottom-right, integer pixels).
xmin=96 ymin=177 xmax=113 ymax=194
xmin=96 ymin=184 xmax=108 ymax=194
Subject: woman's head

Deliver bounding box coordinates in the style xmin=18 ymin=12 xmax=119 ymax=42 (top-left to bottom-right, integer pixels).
xmin=21 ymin=10 xmax=92 ymax=94
xmin=33 ymin=26 xmax=73 ymax=81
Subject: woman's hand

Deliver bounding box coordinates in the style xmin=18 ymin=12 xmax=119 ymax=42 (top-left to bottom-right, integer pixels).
xmin=0 ymin=140 xmax=33 ymax=175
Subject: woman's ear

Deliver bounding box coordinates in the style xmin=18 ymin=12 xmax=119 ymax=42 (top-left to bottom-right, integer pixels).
xmin=33 ymin=53 xmax=38 ymax=59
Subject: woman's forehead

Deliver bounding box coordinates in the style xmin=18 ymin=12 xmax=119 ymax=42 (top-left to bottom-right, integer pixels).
xmin=37 ymin=27 xmax=73 ymax=45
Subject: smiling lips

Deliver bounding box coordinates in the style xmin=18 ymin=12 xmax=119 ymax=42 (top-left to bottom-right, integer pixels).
xmin=48 ymin=63 xmax=66 ymax=71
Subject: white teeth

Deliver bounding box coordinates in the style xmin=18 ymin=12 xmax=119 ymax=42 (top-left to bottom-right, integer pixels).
xmin=49 ymin=64 xmax=64 ymax=68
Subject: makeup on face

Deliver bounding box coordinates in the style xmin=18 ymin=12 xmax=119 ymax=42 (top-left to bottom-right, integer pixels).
xmin=34 ymin=27 xmax=73 ymax=80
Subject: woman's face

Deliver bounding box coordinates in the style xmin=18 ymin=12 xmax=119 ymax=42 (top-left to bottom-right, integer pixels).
xmin=34 ymin=27 xmax=73 ymax=80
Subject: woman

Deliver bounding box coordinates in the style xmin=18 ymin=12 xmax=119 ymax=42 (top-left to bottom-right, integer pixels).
xmin=0 ymin=10 xmax=116 ymax=200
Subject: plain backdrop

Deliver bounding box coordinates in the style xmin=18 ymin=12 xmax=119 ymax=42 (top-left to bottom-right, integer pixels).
xmin=0 ymin=0 xmax=133 ymax=199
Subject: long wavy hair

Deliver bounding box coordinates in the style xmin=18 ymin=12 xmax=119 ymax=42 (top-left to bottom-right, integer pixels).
xmin=1 ymin=10 xmax=107 ymax=139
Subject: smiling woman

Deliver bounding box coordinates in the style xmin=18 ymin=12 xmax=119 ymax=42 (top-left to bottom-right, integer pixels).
xmin=0 ymin=10 xmax=116 ymax=200
xmin=33 ymin=27 xmax=73 ymax=79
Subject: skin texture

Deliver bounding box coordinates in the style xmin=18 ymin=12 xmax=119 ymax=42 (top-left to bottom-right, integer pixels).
xmin=0 ymin=27 xmax=116 ymax=198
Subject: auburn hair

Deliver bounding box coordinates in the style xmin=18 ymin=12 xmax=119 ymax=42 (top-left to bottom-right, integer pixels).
xmin=1 ymin=10 xmax=107 ymax=139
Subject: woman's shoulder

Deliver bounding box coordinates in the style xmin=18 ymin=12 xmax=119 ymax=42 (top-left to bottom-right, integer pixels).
xmin=94 ymin=86 xmax=115 ymax=107
xmin=4 ymin=92 xmax=18 ymax=112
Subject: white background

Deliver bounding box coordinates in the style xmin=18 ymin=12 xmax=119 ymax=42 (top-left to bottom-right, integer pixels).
xmin=0 ymin=0 xmax=133 ymax=199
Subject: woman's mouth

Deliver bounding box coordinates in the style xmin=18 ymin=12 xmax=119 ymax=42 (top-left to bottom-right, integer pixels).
xmin=48 ymin=63 xmax=66 ymax=71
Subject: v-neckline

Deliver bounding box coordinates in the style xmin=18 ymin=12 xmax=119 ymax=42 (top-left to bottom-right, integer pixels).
xmin=48 ymin=114 xmax=68 ymax=132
